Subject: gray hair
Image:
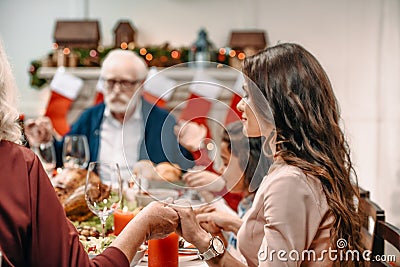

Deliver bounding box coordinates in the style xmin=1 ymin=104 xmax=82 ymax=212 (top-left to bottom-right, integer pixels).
xmin=0 ymin=40 xmax=21 ymax=143
xmin=101 ymin=49 xmax=148 ymax=80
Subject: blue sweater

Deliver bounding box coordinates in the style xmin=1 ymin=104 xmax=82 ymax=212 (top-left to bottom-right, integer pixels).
xmin=55 ymin=100 xmax=194 ymax=170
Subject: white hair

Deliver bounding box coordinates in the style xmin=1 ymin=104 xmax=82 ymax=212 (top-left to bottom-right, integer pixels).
xmin=101 ymin=49 xmax=148 ymax=80
xmin=0 ymin=40 xmax=21 ymax=144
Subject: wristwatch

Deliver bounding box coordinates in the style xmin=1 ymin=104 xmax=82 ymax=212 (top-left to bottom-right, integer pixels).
xmin=197 ymin=235 xmax=225 ymax=261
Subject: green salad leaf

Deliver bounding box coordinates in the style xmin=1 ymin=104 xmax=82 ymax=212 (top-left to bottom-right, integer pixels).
xmin=81 ymin=236 xmax=117 ymax=255
xmin=72 ymin=215 xmax=114 ymax=234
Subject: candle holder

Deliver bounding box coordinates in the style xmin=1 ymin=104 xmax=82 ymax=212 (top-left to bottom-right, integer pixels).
xmin=113 ymin=207 xmax=135 ymax=235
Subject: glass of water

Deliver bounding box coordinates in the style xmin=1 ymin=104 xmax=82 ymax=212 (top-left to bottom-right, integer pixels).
xmin=32 ymin=141 xmax=56 ymax=177
xmin=62 ymin=135 xmax=90 ymax=169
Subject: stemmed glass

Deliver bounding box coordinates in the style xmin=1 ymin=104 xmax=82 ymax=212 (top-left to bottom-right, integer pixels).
xmin=183 ymin=139 xmax=219 ymax=201
xmin=184 ymin=165 xmax=206 ymax=202
xmin=85 ymin=162 xmax=122 ymax=237
xmin=32 ymin=141 xmax=56 ymax=177
xmin=62 ymin=135 xmax=90 ymax=169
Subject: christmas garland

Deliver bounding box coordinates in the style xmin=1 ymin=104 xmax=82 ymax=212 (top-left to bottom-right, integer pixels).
xmin=28 ymin=45 xmax=232 ymax=89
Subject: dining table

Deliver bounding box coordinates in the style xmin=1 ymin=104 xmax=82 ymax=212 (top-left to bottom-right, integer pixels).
xmin=55 ymin=170 xmax=232 ymax=267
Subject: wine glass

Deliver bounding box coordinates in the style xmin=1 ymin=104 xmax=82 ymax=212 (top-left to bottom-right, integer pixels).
xmin=62 ymin=135 xmax=90 ymax=169
xmin=184 ymin=165 xmax=207 ymax=202
xmin=32 ymin=141 xmax=56 ymax=177
xmin=182 ymin=139 xmax=218 ymax=201
xmin=85 ymin=162 xmax=122 ymax=237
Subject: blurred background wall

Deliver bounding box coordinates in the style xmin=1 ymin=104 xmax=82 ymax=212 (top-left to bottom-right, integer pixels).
xmin=0 ymin=0 xmax=399 ymax=226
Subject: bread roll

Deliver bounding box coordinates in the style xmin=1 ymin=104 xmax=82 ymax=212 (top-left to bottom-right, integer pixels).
xmin=155 ymin=162 xmax=182 ymax=182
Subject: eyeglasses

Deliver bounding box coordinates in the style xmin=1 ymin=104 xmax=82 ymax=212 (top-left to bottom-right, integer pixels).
xmin=100 ymin=78 xmax=142 ymax=92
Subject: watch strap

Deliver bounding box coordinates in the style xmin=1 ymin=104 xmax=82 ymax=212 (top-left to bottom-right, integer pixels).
xmin=197 ymin=235 xmax=224 ymax=261
xmin=198 ymin=247 xmax=218 ymax=260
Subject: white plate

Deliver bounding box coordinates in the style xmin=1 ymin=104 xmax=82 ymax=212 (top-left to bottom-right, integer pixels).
xmin=178 ymin=255 xmax=199 ymax=262
xmin=179 ymin=247 xmax=199 ymax=255
xmin=142 ymin=254 xmax=198 ymax=263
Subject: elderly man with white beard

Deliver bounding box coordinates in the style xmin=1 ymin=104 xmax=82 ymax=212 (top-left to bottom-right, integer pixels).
xmin=26 ymin=49 xmax=195 ymax=179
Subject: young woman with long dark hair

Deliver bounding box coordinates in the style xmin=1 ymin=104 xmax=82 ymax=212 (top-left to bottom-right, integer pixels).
xmin=174 ymin=43 xmax=362 ymax=267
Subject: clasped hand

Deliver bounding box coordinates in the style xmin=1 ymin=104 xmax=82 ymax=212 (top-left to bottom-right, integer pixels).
xmin=139 ymin=199 xmax=211 ymax=249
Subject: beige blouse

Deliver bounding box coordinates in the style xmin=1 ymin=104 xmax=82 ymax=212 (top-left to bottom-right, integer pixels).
xmin=237 ymin=160 xmax=334 ymax=267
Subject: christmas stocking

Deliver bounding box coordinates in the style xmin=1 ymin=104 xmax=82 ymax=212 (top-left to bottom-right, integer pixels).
xmin=44 ymin=68 xmax=83 ymax=136
xmin=93 ymin=79 xmax=104 ymax=105
xmin=179 ymin=70 xmax=222 ymax=170
xmin=224 ymin=93 xmax=242 ymax=125
xmin=225 ymin=74 xmax=244 ymax=125
xmin=143 ymin=67 xmax=174 ymax=108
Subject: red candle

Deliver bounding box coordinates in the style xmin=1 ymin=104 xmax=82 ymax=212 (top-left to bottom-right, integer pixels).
xmin=148 ymin=232 xmax=179 ymax=267
xmin=113 ymin=208 xmax=135 ymax=236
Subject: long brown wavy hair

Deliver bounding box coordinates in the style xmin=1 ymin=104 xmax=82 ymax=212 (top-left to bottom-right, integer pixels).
xmin=243 ymin=43 xmax=363 ymax=265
